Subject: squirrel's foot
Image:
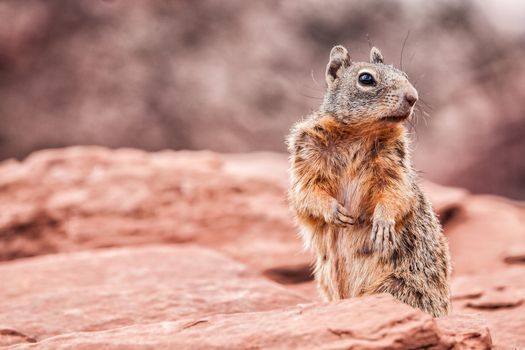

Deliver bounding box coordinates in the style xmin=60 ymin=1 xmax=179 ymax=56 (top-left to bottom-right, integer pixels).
xmin=328 ymin=201 xmax=355 ymax=227
xmin=370 ymin=218 xmax=397 ymax=254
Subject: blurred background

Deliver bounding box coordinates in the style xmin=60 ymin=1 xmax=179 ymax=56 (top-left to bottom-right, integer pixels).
xmin=0 ymin=0 xmax=524 ymax=199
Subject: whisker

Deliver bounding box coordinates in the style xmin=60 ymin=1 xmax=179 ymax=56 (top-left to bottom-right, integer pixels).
xmin=418 ymin=98 xmax=434 ymax=111
xmin=310 ymin=70 xmax=323 ymax=89
xmin=300 ymin=84 xmax=324 ymax=93
xmin=408 ymin=52 xmax=416 ymax=70
xmin=421 ymin=108 xmax=432 ymax=119
xmin=406 ymin=118 xmax=419 ymax=143
xmin=414 ymin=106 xmax=430 ymax=127
xmin=298 ymin=92 xmax=323 ymax=100
xmin=415 ymin=103 xmax=427 ymax=115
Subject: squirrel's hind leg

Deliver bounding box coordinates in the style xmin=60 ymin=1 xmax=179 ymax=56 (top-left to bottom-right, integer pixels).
xmin=371 ymin=276 xmax=449 ymax=317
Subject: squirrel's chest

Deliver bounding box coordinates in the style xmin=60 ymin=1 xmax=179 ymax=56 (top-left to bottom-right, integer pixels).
xmin=315 ymin=137 xmax=378 ymax=209
xmin=334 ymin=139 xmax=384 ymax=213
xmin=338 ymin=171 xmax=365 ymax=216
xmin=336 ymin=151 xmax=368 ymax=213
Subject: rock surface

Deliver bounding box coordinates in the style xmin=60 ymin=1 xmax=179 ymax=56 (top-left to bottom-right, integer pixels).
xmin=445 ymin=195 xmax=525 ymax=275
xmin=1 ymin=147 xmax=524 ymax=348
xmin=0 ymin=245 xmax=306 ymax=345
xmin=435 ymin=314 xmax=492 ymax=350
xmin=6 ymin=295 xmax=491 ymax=350
xmin=0 ymin=147 xmax=310 ymax=274
xmin=452 ymin=268 xmax=525 ymax=348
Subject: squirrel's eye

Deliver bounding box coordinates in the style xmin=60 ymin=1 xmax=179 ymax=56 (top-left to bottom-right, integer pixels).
xmin=358 ymin=73 xmax=376 ymax=86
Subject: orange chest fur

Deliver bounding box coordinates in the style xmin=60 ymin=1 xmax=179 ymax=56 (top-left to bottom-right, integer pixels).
xmin=309 ymin=132 xmax=403 ymax=220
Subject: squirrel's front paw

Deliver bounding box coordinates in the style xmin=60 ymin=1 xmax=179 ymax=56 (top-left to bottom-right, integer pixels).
xmin=328 ymin=201 xmax=355 ymax=227
xmin=371 ymin=218 xmax=397 ymax=254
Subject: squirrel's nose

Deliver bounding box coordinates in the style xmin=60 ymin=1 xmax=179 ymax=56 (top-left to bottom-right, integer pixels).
xmin=405 ymin=89 xmax=418 ymax=106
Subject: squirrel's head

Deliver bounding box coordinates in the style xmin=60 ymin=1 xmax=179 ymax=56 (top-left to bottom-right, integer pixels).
xmin=321 ymin=45 xmax=418 ymax=124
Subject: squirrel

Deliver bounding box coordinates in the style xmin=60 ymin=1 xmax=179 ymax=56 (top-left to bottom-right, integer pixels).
xmin=287 ymin=45 xmax=451 ymax=317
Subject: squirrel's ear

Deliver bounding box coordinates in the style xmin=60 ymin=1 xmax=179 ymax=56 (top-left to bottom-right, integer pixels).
xmin=326 ymin=45 xmax=351 ymax=87
xmin=370 ymin=47 xmax=384 ymax=64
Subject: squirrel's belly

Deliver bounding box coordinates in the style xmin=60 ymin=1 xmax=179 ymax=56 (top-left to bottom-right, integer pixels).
xmin=341 ymin=226 xmax=387 ymax=297
xmin=339 ymin=176 xmax=364 ymax=218
xmin=314 ymin=224 xmax=390 ymax=300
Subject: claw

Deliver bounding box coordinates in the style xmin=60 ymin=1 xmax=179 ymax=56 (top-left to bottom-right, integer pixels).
xmin=370 ymin=219 xmax=396 ymax=254
xmin=332 ymin=203 xmax=355 ymax=227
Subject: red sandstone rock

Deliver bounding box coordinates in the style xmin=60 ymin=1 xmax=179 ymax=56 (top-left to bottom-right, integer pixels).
xmin=0 ymin=147 xmax=310 ymax=274
xmin=2 ymin=147 xmax=525 ymax=348
xmin=445 ymin=196 xmax=525 ymax=275
xmin=0 ymin=245 xmax=306 ymax=346
xmin=6 ymin=295 xmax=492 ymax=350
xmin=436 ymin=314 xmax=492 ymax=350
xmin=503 ymin=243 xmax=525 ymax=265
xmin=452 ymin=268 xmax=525 ymax=348
xmin=418 ymin=180 xmax=469 ymax=221
xmin=466 ymin=289 xmax=524 ymax=310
